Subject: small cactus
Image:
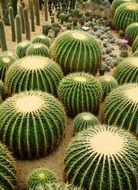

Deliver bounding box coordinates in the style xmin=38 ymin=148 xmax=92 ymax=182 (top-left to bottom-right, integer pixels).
xmin=132 ymin=35 xmax=138 ymax=52
xmin=64 ymin=125 xmax=138 ymax=190
xmin=0 ymin=19 xmax=7 ymax=51
xmin=74 ymin=112 xmax=100 ymax=133
xmin=5 ymin=56 xmax=64 ymax=95
xmin=26 ymin=43 xmax=49 ymax=57
xmin=113 ymin=57 xmax=138 ymax=84
xmin=104 ymin=83 xmax=138 ymax=136
xmin=58 ymin=72 xmax=102 ymax=117
xmin=125 ymin=22 xmax=138 ymax=44
xmin=15 ymin=41 xmax=31 ymax=58
xmin=0 ymin=90 xmax=66 ymax=159
xmin=32 ymin=35 xmax=51 ymax=48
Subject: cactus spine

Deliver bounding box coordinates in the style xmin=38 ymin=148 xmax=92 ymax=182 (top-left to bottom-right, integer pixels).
xmin=35 ymin=0 xmax=40 ymax=26
xmin=0 ymin=19 xmax=7 ymax=51
xmin=23 ymin=8 xmax=31 ymax=40
xmin=30 ymin=0 xmax=35 ymax=32
xmin=9 ymin=6 xmax=16 ymax=42
xmin=15 ymin=15 xmax=22 ymax=43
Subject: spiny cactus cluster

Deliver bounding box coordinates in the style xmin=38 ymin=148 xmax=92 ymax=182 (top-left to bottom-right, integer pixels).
xmin=64 ymin=125 xmax=138 ymax=190
xmin=113 ymin=57 xmax=138 ymax=84
xmin=114 ymin=2 xmax=138 ymax=31
xmin=26 ymin=43 xmax=49 ymax=57
xmin=0 ymin=90 xmax=66 ymax=159
xmin=27 ymin=168 xmax=58 ymax=190
xmin=32 ymin=35 xmax=51 ymax=48
xmin=15 ymin=41 xmax=31 ymax=58
xmin=132 ymin=35 xmax=138 ymax=52
xmin=104 ymin=83 xmax=138 ymax=136
xmin=74 ymin=112 xmax=100 ymax=133
xmin=58 ymin=72 xmax=102 ymax=117
xmin=5 ymin=56 xmax=64 ymax=95
xmin=50 ymin=30 xmax=102 ymax=75
xmin=125 ymin=22 xmax=138 ymax=44
xmin=0 ymin=142 xmax=17 ymax=190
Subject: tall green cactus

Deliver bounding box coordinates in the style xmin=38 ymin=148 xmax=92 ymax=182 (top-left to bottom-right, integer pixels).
xmin=0 ymin=90 xmax=66 ymax=159
xmin=125 ymin=23 xmax=138 ymax=44
xmin=15 ymin=15 xmax=22 ymax=43
xmin=30 ymin=0 xmax=35 ymax=32
xmin=0 ymin=19 xmax=7 ymax=51
xmin=44 ymin=0 xmax=48 ymax=21
xmin=23 ymin=8 xmax=31 ymax=40
xmin=19 ymin=5 xmax=25 ymax=34
xmin=35 ymin=0 xmax=40 ymax=26
xmin=9 ymin=6 xmax=16 ymax=42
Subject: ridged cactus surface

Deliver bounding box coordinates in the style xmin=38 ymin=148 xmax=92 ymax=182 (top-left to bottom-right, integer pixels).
xmin=40 ymin=183 xmax=82 ymax=190
xmin=58 ymin=72 xmax=102 ymax=117
xmin=125 ymin=23 xmax=138 ymax=44
xmin=132 ymin=35 xmax=138 ymax=52
xmin=104 ymin=84 xmax=138 ymax=136
xmin=0 ymin=143 xmax=17 ymax=190
xmin=27 ymin=168 xmax=58 ymax=190
xmin=50 ymin=30 xmax=102 ymax=75
xmin=64 ymin=125 xmax=138 ymax=190
xmin=0 ymin=80 xmax=4 ymax=100
xmin=113 ymin=57 xmax=138 ymax=84
xmin=32 ymin=35 xmax=51 ymax=47
xmin=74 ymin=112 xmax=100 ymax=133
xmin=0 ymin=90 xmax=66 ymax=159
xmin=26 ymin=43 xmax=49 ymax=57
xmin=5 ymin=56 xmax=64 ymax=95
xmin=15 ymin=41 xmax=31 ymax=58
xmin=114 ymin=2 xmax=138 ymax=31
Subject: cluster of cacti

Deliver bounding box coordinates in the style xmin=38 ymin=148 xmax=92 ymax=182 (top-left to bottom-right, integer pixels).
xmin=98 ymin=75 xmax=118 ymax=100
xmin=26 ymin=43 xmax=49 ymax=57
xmin=32 ymin=35 xmax=51 ymax=48
xmin=125 ymin=23 xmax=138 ymax=44
xmin=0 ymin=90 xmax=66 ymax=159
xmin=64 ymin=125 xmax=138 ymax=190
xmin=15 ymin=41 xmax=31 ymax=58
xmin=132 ymin=35 xmax=138 ymax=52
xmin=27 ymin=168 xmax=58 ymax=190
xmin=50 ymin=30 xmax=102 ymax=75
xmin=74 ymin=112 xmax=100 ymax=133
xmin=104 ymin=83 xmax=138 ymax=136
xmin=58 ymin=72 xmax=102 ymax=117
xmin=0 ymin=142 xmax=17 ymax=190
xmin=0 ymin=19 xmax=7 ymax=51
xmin=113 ymin=57 xmax=138 ymax=84
xmin=5 ymin=56 xmax=64 ymax=95
xmin=114 ymin=2 xmax=138 ymax=31
xmin=0 ymin=51 xmax=16 ymax=81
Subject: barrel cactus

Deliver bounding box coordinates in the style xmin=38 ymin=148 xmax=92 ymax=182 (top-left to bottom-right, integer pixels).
xmin=0 ymin=142 xmax=17 ymax=190
xmin=132 ymin=35 xmax=138 ymax=52
xmin=26 ymin=43 xmax=49 ymax=57
xmin=27 ymin=168 xmax=58 ymax=190
xmin=64 ymin=125 xmax=138 ymax=190
xmin=0 ymin=51 xmax=16 ymax=81
xmin=32 ymin=35 xmax=51 ymax=48
xmin=58 ymin=72 xmax=102 ymax=117
xmin=42 ymin=183 xmax=81 ymax=190
xmin=114 ymin=2 xmax=138 ymax=31
xmin=50 ymin=30 xmax=102 ymax=75
xmin=125 ymin=23 xmax=138 ymax=44
xmin=15 ymin=41 xmax=31 ymax=58
xmin=74 ymin=112 xmax=100 ymax=133
xmin=113 ymin=57 xmax=138 ymax=84
xmin=98 ymin=75 xmax=118 ymax=100
xmin=5 ymin=56 xmax=64 ymax=96
xmin=104 ymin=83 xmax=138 ymax=136
xmin=0 ymin=90 xmax=66 ymax=159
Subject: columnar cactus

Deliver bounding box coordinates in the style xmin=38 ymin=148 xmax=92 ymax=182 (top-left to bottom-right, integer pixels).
xmin=44 ymin=0 xmax=48 ymax=21
xmin=5 ymin=56 xmax=64 ymax=95
xmin=23 ymin=8 xmax=31 ymax=40
xmin=114 ymin=2 xmax=138 ymax=31
xmin=104 ymin=83 xmax=138 ymax=136
xmin=64 ymin=125 xmax=138 ymax=190
xmin=98 ymin=75 xmax=118 ymax=100
xmin=32 ymin=35 xmax=51 ymax=48
xmin=35 ymin=0 xmax=40 ymax=26
xmin=19 ymin=5 xmax=25 ymax=34
xmin=9 ymin=6 xmax=16 ymax=42
xmin=0 ymin=19 xmax=7 ymax=51
xmin=26 ymin=43 xmax=49 ymax=57
xmin=58 ymin=72 xmax=102 ymax=117
xmin=74 ymin=112 xmax=100 ymax=133
xmin=0 ymin=142 xmax=17 ymax=190
xmin=30 ymin=0 xmax=35 ymax=32
xmin=15 ymin=41 xmax=31 ymax=58
xmin=113 ymin=57 xmax=138 ymax=84
xmin=125 ymin=23 xmax=138 ymax=44
xmin=0 ymin=90 xmax=66 ymax=159
xmin=27 ymin=168 xmax=58 ymax=190
xmin=132 ymin=35 xmax=138 ymax=52
xmin=50 ymin=30 xmax=102 ymax=75
xmin=15 ymin=15 xmax=22 ymax=43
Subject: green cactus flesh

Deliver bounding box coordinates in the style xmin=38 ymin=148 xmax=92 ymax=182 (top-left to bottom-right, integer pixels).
xmin=38 ymin=183 xmax=82 ymax=190
xmin=26 ymin=43 xmax=49 ymax=57
xmin=132 ymin=36 xmax=138 ymax=52
xmin=15 ymin=41 xmax=31 ymax=58
xmin=125 ymin=22 xmax=138 ymax=44
xmin=32 ymin=35 xmax=51 ymax=48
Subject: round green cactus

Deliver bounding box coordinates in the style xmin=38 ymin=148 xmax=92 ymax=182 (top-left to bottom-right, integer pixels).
xmin=5 ymin=56 xmax=64 ymax=96
xmin=104 ymin=83 xmax=138 ymax=136
xmin=0 ymin=90 xmax=66 ymax=159
xmin=0 ymin=51 xmax=16 ymax=81
xmin=0 ymin=142 xmax=17 ymax=190
xmin=113 ymin=57 xmax=138 ymax=84
xmin=27 ymin=168 xmax=58 ymax=190
xmin=125 ymin=23 xmax=138 ymax=44
xmin=58 ymin=72 xmax=102 ymax=117
xmin=15 ymin=41 xmax=31 ymax=58
xmin=50 ymin=30 xmax=102 ymax=75
xmin=64 ymin=125 xmax=138 ymax=190
xmin=32 ymin=35 xmax=51 ymax=48
xmin=132 ymin=35 xmax=138 ymax=52
xmin=41 ymin=183 xmax=81 ymax=190
xmin=73 ymin=112 xmax=100 ymax=133
xmin=111 ymin=0 xmax=136 ymax=15
xmin=26 ymin=43 xmax=49 ymax=57
xmin=98 ymin=75 xmax=118 ymax=100
xmin=114 ymin=2 xmax=138 ymax=31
